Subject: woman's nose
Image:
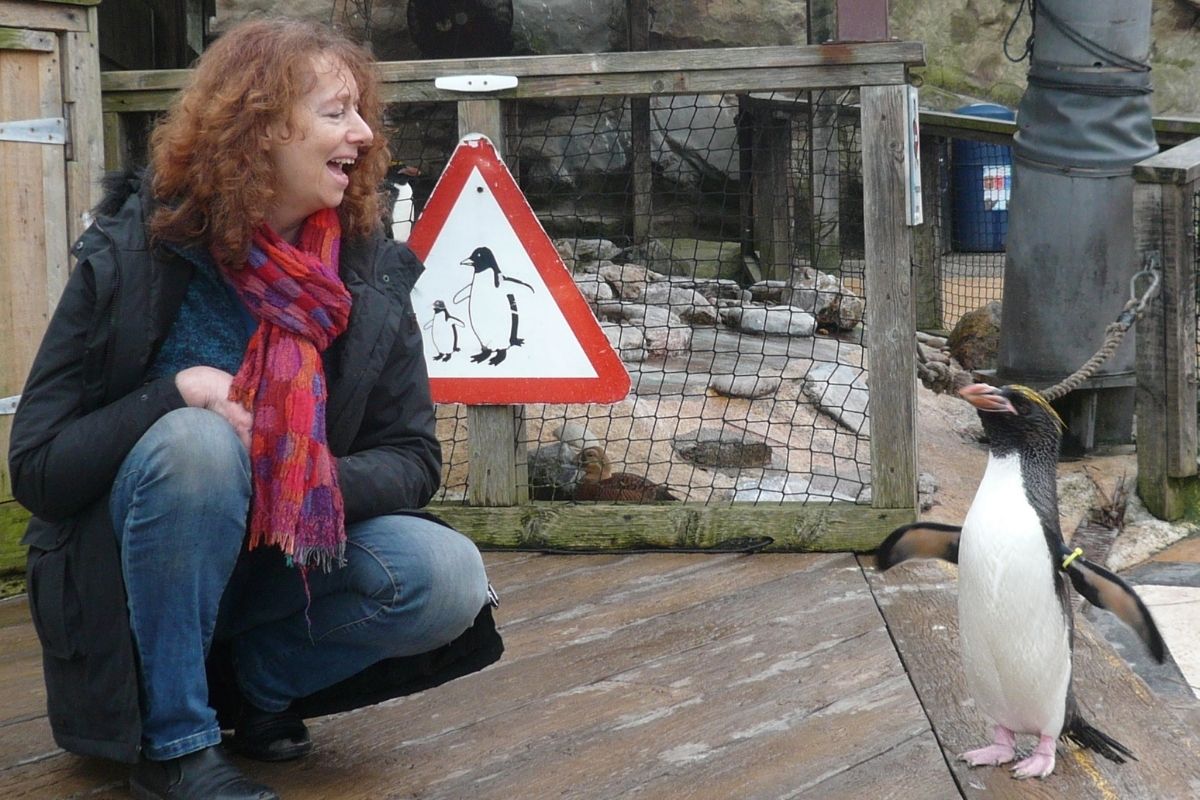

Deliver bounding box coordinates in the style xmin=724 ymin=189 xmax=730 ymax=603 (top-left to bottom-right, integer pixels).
xmin=349 ymin=110 xmax=373 ymax=145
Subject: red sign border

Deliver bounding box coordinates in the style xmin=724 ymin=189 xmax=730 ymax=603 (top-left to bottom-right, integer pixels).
xmin=407 ymin=136 xmax=631 ymax=405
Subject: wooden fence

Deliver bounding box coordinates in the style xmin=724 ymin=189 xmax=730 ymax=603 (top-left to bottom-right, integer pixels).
xmin=64 ymin=43 xmax=932 ymax=553
xmin=1134 ymin=136 xmax=1200 ymax=521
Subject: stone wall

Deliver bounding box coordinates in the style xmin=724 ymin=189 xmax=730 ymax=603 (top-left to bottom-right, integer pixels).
xmin=216 ymin=1 xmax=1200 ymax=115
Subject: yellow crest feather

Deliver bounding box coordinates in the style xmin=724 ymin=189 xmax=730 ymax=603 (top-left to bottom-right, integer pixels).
xmin=1008 ymin=385 xmax=1067 ymax=431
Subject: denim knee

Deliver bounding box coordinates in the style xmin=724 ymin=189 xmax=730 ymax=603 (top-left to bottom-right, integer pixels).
xmin=111 ymin=407 xmax=250 ymax=546
xmin=345 ymin=517 xmax=488 ymax=652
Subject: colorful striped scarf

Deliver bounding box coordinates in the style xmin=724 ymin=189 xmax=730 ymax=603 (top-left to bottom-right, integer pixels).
xmin=226 ymin=208 xmax=351 ymax=571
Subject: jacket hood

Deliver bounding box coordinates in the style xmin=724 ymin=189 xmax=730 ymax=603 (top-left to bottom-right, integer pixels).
xmin=94 ymin=168 xmax=147 ymax=219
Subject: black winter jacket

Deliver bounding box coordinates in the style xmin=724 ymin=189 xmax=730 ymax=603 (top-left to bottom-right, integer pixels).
xmin=8 ymin=176 xmax=501 ymax=763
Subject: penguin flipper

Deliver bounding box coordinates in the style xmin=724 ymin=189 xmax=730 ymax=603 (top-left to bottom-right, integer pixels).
xmin=874 ymin=522 xmax=961 ymax=571
xmin=1061 ymin=549 xmax=1166 ymax=663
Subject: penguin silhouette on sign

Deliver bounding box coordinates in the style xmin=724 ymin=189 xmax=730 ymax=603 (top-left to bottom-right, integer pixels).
xmin=453 ymin=246 xmax=535 ymax=366
xmin=423 ymin=300 xmax=465 ymax=361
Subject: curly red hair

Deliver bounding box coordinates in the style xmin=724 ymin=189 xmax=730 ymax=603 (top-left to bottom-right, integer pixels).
xmin=149 ymin=18 xmax=389 ymax=268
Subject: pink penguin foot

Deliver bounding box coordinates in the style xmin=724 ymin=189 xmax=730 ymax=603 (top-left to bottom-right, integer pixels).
xmin=959 ymin=725 xmax=1016 ymax=767
xmin=1012 ymin=735 xmax=1057 ymax=779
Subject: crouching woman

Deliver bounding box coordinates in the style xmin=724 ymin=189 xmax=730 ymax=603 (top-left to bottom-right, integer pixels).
xmin=8 ymin=18 xmax=501 ymax=800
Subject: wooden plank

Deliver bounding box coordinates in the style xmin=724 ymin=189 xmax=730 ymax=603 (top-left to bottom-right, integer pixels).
xmin=913 ymin=133 xmax=945 ymax=330
xmin=61 ymin=6 xmax=104 ymax=248
xmin=98 ymin=42 xmax=926 ymax=93
xmin=0 ymin=26 xmax=53 ymax=51
xmin=240 ymin=555 xmax=952 ymax=799
xmin=456 ymin=98 xmax=528 ymax=507
xmin=860 ymin=84 xmax=917 ymax=510
xmin=1 ymin=43 xmax=63 ymax=502
xmin=38 ymin=37 xmax=68 ymax=315
xmin=102 ymin=64 xmax=914 ymax=113
xmin=866 ymin=557 xmax=1200 ymax=798
xmin=751 ymin=109 xmax=792 ymax=281
xmin=432 ymin=501 xmax=913 ymax=552
xmin=0 ymin=0 xmax=87 ymax=32
xmin=1160 ymin=183 xmax=1197 ymax=478
xmin=1132 ymin=137 xmax=1200 ymax=186
xmin=101 ymin=108 xmax=128 ymax=170
xmin=1133 ymin=181 xmax=1171 ymax=517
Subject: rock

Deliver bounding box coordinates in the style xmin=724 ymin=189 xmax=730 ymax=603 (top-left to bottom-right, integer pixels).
xmin=651 ymin=95 xmax=741 ymax=186
xmin=787 ymin=268 xmax=864 ymax=331
xmin=722 ymin=305 xmax=816 ymax=337
xmin=598 ymin=263 xmax=665 ymax=300
xmin=707 ymin=374 xmax=782 ymax=399
xmin=573 ymin=272 xmax=616 ymax=305
xmin=675 ymin=439 xmax=773 ymax=469
xmin=642 ymin=283 xmax=719 ymax=325
xmin=511 ymin=0 xmax=625 ymax=55
xmin=948 ymin=300 xmax=1001 ymax=371
xmin=600 ymin=321 xmax=647 ymax=362
xmin=801 ymin=361 xmax=869 ymax=435
xmin=748 ymin=280 xmax=789 ymax=304
xmin=556 ymin=237 xmax=624 ymax=265
xmin=528 ymin=441 xmax=582 ymax=500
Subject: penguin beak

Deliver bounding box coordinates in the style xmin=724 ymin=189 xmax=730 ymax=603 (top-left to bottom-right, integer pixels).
xmin=959 ymin=383 xmax=1017 ymax=414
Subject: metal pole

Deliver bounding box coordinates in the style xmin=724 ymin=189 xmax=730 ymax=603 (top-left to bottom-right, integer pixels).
xmin=996 ymin=0 xmax=1157 ymax=451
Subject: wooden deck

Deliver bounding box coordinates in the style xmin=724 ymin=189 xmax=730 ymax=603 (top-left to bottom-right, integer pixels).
xmin=2 ymin=552 xmax=1199 ymax=799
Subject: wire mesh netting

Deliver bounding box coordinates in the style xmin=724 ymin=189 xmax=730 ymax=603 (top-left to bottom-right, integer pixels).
xmin=386 ymin=90 xmax=878 ymax=506
xmin=917 ymin=133 xmax=1011 ymax=332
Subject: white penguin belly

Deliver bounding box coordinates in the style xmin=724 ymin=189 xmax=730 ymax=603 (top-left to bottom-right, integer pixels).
xmin=430 ymin=319 xmax=455 ymax=354
xmin=958 ymin=453 xmax=1071 ymax=737
xmin=468 ymin=276 xmax=515 ymax=349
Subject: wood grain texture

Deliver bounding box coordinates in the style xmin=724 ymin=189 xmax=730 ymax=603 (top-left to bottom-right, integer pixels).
xmin=432 ymin=501 xmax=913 ymax=552
xmin=0 ymin=553 xmax=961 ymax=799
xmin=1132 ymin=137 xmax=1200 ymax=186
xmin=454 ymin=99 xmax=530 ymax=507
xmin=1 ymin=40 xmax=64 ymax=502
xmin=864 ymin=557 xmax=1200 ymax=798
xmin=0 ymin=25 xmax=53 ymax=51
xmin=61 ymin=6 xmax=104 ymax=247
xmin=0 ymin=0 xmax=87 ymax=32
xmin=99 ymin=42 xmax=926 ymax=93
xmin=861 ymin=84 xmax=918 ymax=510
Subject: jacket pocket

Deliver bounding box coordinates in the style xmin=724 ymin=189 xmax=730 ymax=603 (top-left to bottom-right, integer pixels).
xmin=26 ymin=544 xmax=83 ymax=659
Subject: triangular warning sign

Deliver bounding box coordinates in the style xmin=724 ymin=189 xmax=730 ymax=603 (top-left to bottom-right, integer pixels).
xmin=408 ymin=134 xmax=631 ymax=405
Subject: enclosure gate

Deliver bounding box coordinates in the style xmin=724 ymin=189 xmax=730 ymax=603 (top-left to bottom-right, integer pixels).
xmin=100 ymin=43 xmax=925 ymax=552
xmin=0 ymin=0 xmax=103 ymax=567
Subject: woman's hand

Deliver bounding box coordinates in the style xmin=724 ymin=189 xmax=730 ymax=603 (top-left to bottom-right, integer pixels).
xmin=174 ymin=366 xmax=253 ymax=449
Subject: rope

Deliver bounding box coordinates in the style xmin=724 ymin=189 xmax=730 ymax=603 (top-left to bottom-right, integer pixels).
xmin=916 ymin=261 xmax=1162 ymax=403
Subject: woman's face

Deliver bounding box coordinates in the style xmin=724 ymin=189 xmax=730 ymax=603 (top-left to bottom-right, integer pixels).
xmin=264 ymin=54 xmax=374 ymax=241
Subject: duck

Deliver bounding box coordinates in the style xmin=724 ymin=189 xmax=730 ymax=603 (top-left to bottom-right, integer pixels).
xmin=573 ymin=446 xmax=679 ymax=502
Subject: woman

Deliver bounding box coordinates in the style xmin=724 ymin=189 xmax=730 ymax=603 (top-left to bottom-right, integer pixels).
xmin=9 ymin=18 xmax=500 ymax=800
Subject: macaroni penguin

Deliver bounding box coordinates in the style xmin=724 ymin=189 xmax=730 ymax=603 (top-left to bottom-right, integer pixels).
xmin=876 ymin=383 xmax=1164 ymax=779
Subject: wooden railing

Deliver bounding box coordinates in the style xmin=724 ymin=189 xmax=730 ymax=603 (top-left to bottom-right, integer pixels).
xmin=92 ymin=43 xmax=930 ymax=552
xmin=1134 ymin=137 xmax=1200 ymax=520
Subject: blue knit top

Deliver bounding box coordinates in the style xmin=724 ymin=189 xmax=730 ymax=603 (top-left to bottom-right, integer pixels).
xmin=147 ymin=246 xmax=257 ymax=379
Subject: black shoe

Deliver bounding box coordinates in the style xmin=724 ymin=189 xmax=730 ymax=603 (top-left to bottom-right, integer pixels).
xmin=130 ymin=745 xmax=278 ymax=800
xmin=229 ymin=706 xmax=313 ymax=762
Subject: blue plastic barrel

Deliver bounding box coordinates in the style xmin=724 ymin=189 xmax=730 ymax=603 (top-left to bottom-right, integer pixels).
xmin=951 ymin=104 xmax=1015 ymax=252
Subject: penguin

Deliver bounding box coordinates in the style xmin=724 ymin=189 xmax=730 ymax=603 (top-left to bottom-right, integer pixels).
xmin=453 ymin=246 xmax=534 ymax=366
xmin=423 ymin=300 xmax=464 ymax=362
xmin=875 ymin=383 xmax=1165 ymax=779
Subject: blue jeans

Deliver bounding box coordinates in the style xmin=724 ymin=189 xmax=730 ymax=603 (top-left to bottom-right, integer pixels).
xmin=110 ymin=408 xmax=488 ymax=760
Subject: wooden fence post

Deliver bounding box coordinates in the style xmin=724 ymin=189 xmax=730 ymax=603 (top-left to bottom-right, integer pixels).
xmin=861 ymin=84 xmax=917 ymax=511
xmin=1133 ymin=140 xmax=1200 ymax=519
xmin=457 ymin=98 xmax=528 ymax=506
